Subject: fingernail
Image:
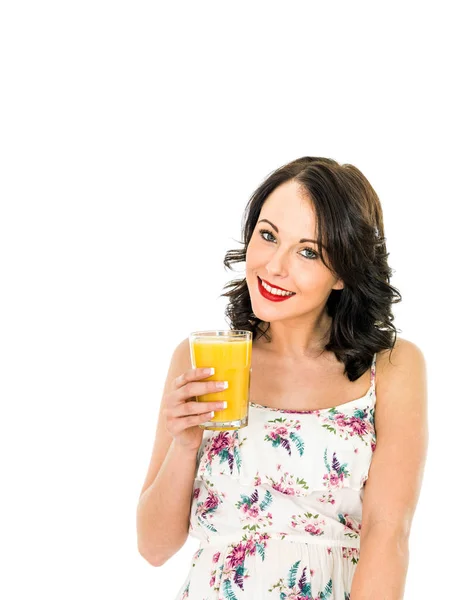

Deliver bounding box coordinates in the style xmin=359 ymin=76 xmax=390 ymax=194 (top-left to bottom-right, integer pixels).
xmin=203 ymin=367 xmax=215 ymax=375
xmin=215 ymin=381 xmax=228 ymax=389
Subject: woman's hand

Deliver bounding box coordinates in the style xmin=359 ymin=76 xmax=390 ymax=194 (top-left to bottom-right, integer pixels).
xmin=163 ymin=368 xmax=227 ymax=452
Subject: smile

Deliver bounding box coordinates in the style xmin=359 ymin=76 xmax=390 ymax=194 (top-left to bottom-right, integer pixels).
xmin=257 ymin=277 xmax=296 ymax=302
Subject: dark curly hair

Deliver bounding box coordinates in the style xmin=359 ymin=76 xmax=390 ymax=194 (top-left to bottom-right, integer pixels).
xmin=220 ymin=156 xmax=402 ymax=382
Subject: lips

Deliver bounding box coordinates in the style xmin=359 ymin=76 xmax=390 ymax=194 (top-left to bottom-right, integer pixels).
xmin=257 ymin=276 xmax=296 ymax=302
xmin=258 ymin=277 xmax=295 ymax=294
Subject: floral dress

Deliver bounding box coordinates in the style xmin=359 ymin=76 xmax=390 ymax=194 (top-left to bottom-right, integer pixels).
xmin=174 ymin=354 xmax=377 ymax=600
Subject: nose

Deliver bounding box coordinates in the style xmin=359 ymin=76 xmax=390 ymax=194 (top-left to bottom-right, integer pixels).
xmin=265 ymin=250 xmax=289 ymax=279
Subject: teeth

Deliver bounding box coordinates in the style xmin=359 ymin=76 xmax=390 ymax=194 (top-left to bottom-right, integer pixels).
xmin=261 ymin=279 xmax=294 ymax=296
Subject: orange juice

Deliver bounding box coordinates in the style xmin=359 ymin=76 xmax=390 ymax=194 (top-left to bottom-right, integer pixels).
xmin=189 ymin=331 xmax=252 ymax=430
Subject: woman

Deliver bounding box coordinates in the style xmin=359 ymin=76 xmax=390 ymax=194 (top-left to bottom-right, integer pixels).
xmin=136 ymin=157 xmax=428 ymax=599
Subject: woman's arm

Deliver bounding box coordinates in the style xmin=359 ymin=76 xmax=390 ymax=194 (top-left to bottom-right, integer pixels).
xmin=351 ymin=524 xmax=409 ymax=599
xmin=136 ymin=438 xmax=198 ymax=566
xmin=136 ymin=338 xmax=201 ymax=567
xmin=350 ymin=339 xmax=428 ymax=599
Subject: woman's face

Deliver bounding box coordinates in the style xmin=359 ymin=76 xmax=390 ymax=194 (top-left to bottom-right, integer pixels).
xmin=245 ymin=180 xmax=344 ymax=324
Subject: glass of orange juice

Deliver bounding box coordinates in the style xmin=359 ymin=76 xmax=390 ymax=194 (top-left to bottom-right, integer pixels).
xmin=189 ymin=330 xmax=252 ymax=431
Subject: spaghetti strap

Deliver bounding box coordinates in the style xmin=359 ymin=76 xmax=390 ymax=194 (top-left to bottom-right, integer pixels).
xmin=370 ymin=353 xmax=377 ymax=388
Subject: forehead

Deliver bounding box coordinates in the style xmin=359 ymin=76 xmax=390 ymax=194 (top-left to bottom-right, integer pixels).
xmin=260 ymin=181 xmax=317 ymax=235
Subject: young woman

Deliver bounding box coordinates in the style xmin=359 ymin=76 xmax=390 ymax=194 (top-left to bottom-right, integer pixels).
xmin=137 ymin=156 xmax=428 ymax=599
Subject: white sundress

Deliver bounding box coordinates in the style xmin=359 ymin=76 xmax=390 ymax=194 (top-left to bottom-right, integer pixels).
xmin=174 ymin=353 xmax=377 ymax=600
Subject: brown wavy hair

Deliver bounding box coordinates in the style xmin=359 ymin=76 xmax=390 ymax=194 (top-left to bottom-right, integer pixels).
xmin=220 ymin=156 xmax=402 ymax=382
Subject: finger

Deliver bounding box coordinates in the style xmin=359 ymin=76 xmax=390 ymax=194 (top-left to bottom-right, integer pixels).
xmin=175 ymin=379 xmax=227 ymax=404
xmin=169 ymin=399 xmax=226 ymax=419
xmin=168 ymin=409 xmax=215 ymax=435
xmin=174 ymin=367 xmax=214 ymax=390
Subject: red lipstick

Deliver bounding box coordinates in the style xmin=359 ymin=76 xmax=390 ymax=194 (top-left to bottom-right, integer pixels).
xmin=257 ymin=277 xmax=296 ymax=302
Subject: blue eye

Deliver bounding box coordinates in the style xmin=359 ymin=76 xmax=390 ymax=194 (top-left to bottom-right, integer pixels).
xmin=259 ymin=229 xmax=318 ymax=260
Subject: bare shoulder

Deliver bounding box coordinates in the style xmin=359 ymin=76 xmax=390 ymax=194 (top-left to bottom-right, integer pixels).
xmin=376 ymin=335 xmax=427 ymax=389
xmin=174 ymin=336 xmax=192 ymax=371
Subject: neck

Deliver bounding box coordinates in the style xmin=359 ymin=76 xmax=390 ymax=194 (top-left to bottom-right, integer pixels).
xmin=256 ymin=314 xmax=333 ymax=361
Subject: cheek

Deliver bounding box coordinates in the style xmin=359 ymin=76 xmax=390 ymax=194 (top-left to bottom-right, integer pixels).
xmin=245 ymin=241 xmax=259 ymax=267
xmin=246 ymin=238 xmax=271 ymax=264
xmin=291 ymin=271 xmax=328 ymax=293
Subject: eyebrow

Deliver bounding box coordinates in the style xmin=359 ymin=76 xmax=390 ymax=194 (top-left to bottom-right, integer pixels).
xmin=257 ymin=219 xmax=319 ymax=246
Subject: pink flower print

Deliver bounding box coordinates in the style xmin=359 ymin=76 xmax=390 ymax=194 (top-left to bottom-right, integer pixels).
xmin=193 ymin=487 xmax=200 ymax=499
xmin=305 ymin=524 xmax=322 ymax=536
xmin=242 ymin=503 xmax=257 ymax=517
xmin=275 ymin=426 xmax=288 ymax=436
xmin=209 ymin=575 xmax=215 ymax=588
xmin=227 ymin=542 xmax=246 ymax=569
xmin=291 ymin=512 xmax=326 ymax=536
xmin=329 ymin=472 xmax=344 ymax=486
xmin=348 ymin=416 xmax=369 ymax=436
xmin=335 ymin=415 xmax=348 ymax=428
xmin=323 ymin=449 xmax=350 ymax=489
xmin=212 ymin=551 xmax=220 ymax=563
xmin=342 ymin=546 xmax=360 ymax=564
xmin=338 ymin=513 xmax=361 ymax=535
xmin=269 ymin=471 xmax=309 ymax=497
xmin=254 ymin=474 xmax=262 ymax=485
xmin=246 ymin=538 xmax=257 ymax=555
xmin=276 ymin=463 xmax=282 ymax=471
xmin=272 ymin=481 xmax=295 ymax=495
xmin=210 ymin=431 xmax=230 ymax=456
xmin=203 ymin=491 xmax=220 ymax=512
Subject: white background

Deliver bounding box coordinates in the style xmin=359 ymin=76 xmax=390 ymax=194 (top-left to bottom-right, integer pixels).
xmin=1 ymin=2 xmax=447 ymax=598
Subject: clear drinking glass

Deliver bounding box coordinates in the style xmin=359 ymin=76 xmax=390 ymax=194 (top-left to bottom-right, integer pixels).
xmin=189 ymin=330 xmax=253 ymax=430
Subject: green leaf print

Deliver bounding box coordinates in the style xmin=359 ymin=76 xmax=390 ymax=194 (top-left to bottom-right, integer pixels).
xmin=199 ymin=517 xmax=218 ymax=533
xmin=234 ymin=445 xmax=242 ymax=473
xmin=259 ymin=489 xmax=273 ymax=511
xmin=324 ymin=448 xmax=331 ymax=472
xmin=264 ymin=434 xmax=281 ymax=448
xmin=289 ymin=431 xmax=304 ymax=456
xmin=287 ymin=560 xmax=300 ymax=589
xmin=319 ymin=578 xmax=333 ymax=599
xmin=354 ymin=407 xmax=367 ymax=419
xmin=237 ymin=494 xmax=251 ymax=507
xmin=295 ymin=477 xmax=309 ymax=490
xmin=234 ymin=564 xmax=245 ymax=590
xmin=322 ymin=424 xmax=337 ymax=434
xmin=219 ymin=448 xmax=229 ymax=464
xmin=256 ymin=542 xmax=265 ymax=560
xmin=223 ymin=579 xmax=238 ymax=600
